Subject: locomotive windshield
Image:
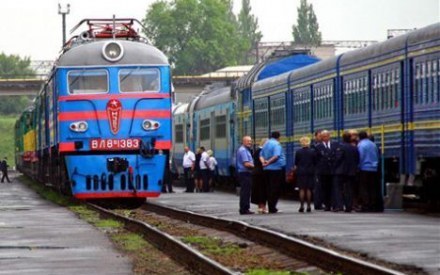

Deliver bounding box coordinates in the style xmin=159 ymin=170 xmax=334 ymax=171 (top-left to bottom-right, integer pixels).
xmin=119 ymin=68 xmax=160 ymax=92
xmin=68 ymin=69 xmax=108 ymax=94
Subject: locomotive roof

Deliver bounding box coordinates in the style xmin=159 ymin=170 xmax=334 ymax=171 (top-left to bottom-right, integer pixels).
xmin=194 ymin=86 xmax=232 ymax=110
xmin=57 ymin=40 xmax=168 ymax=67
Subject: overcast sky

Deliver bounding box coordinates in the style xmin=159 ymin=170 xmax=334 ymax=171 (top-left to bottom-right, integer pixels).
xmin=0 ymin=0 xmax=438 ymax=60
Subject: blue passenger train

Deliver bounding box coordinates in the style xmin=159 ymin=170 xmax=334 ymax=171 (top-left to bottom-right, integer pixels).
xmin=15 ymin=19 xmax=172 ymax=202
xmin=172 ymin=23 xmax=440 ymax=199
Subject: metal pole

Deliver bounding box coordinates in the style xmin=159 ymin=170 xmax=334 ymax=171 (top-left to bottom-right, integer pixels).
xmin=58 ymin=3 xmax=70 ymax=47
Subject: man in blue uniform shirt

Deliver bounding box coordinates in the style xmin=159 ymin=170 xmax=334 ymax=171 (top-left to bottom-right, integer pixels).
xmin=260 ymin=131 xmax=286 ymax=213
xmin=236 ymin=136 xmax=255 ymax=214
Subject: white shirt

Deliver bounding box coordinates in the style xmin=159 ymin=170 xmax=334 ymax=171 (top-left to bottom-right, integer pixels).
xmin=183 ymin=151 xmax=195 ymax=168
xmin=199 ymin=151 xmax=209 ymax=170
xmin=208 ymin=156 xmax=217 ymax=171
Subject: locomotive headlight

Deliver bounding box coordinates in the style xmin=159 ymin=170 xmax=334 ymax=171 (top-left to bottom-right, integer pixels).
xmin=70 ymin=121 xmax=88 ymax=132
xmin=142 ymin=119 xmax=160 ymax=131
xmin=102 ymin=41 xmax=124 ymax=62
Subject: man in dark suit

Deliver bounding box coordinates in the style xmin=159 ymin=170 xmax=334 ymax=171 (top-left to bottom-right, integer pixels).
xmin=314 ymin=130 xmax=336 ymax=211
xmin=1 ymin=157 xmax=11 ymax=183
xmin=333 ymin=131 xmax=360 ymax=212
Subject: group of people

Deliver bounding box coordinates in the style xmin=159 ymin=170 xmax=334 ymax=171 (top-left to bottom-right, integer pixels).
xmin=0 ymin=157 xmax=11 ymax=183
xmin=182 ymin=146 xmax=218 ymax=193
xmin=236 ymin=129 xmax=383 ymax=215
xmin=237 ymin=132 xmax=285 ymax=214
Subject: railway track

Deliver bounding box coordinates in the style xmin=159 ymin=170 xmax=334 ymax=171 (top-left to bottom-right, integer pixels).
xmin=87 ymin=201 xmax=405 ymax=275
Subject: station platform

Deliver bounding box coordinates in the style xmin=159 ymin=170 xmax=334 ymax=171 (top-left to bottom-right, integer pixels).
xmin=151 ymin=187 xmax=440 ymax=274
xmin=0 ymin=174 xmax=132 ymax=275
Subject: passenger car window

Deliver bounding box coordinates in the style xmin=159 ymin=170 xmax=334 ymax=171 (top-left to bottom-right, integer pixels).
xmin=68 ymin=70 xmax=108 ymax=94
xmin=119 ymin=68 xmax=160 ymax=92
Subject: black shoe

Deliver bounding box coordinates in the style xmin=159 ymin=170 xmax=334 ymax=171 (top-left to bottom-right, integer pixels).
xmin=298 ymin=207 xmax=304 ymax=213
xmin=240 ymin=210 xmax=255 ymax=215
xmin=324 ymin=208 xmax=331 ymax=211
xmin=306 ymin=207 xmax=311 ymax=212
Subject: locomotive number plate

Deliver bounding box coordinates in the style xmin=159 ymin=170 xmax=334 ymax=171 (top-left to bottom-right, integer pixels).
xmin=90 ymin=138 xmax=140 ymax=151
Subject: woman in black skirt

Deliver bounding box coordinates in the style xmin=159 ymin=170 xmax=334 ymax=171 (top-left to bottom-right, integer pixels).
xmin=294 ymin=136 xmax=316 ymax=212
xmin=251 ymin=138 xmax=268 ymax=213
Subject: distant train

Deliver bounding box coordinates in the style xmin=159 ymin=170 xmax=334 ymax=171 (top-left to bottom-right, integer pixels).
xmin=172 ymin=23 xmax=440 ymax=199
xmin=15 ymin=18 xmax=172 ymax=203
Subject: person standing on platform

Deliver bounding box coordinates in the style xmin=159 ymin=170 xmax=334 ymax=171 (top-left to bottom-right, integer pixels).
xmin=333 ymin=132 xmax=360 ymax=212
xmin=251 ymin=138 xmax=268 ymax=214
xmin=194 ymin=148 xmax=202 ymax=192
xmin=1 ymin=157 xmax=11 ymax=183
xmin=357 ymin=131 xmax=381 ymax=212
xmin=315 ymin=130 xmax=336 ymax=211
xmin=311 ymin=130 xmax=323 ymax=210
xmin=236 ymin=136 xmax=255 ymax=215
xmin=183 ymin=146 xmax=196 ymax=192
xmin=199 ymin=147 xmax=210 ymax=192
xmin=260 ymin=131 xmax=286 ymax=214
xmin=207 ymin=150 xmax=218 ymax=192
xmin=294 ymin=136 xmax=316 ymax=213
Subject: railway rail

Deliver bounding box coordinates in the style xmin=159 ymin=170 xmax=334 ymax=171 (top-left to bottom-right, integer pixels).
xmin=87 ymin=201 xmax=406 ymax=275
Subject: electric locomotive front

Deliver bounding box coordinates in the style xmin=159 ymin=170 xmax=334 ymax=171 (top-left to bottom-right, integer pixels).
xmin=55 ymin=19 xmax=172 ymax=200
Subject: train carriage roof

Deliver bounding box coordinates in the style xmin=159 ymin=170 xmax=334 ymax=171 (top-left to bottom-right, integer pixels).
xmin=234 ymin=54 xmax=319 ymax=93
xmin=289 ymin=56 xmax=339 ymax=83
xmin=57 ymin=40 xmax=168 ymax=67
xmin=173 ymin=103 xmax=189 ymax=116
xmin=407 ymin=22 xmax=440 ymax=47
xmin=252 ymin=71 xmax=291 ymax=94
xmin=340 ymin=34 xmax=407 ymax=69
xmin=194 ymin=86 xmax=231 ymax=110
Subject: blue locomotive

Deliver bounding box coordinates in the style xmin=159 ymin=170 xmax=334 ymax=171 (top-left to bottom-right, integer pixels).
xmin=15 ymin=19 xmax=172 ymax=202
xmin=172 ymin=23 xmax=440 ymax=200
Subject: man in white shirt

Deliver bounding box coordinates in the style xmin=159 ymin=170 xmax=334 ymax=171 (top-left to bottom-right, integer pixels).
xmin=199 ymin=147 xmax=210 ymax=192
xmin=183 ymin=146 xmax=196 ymax=192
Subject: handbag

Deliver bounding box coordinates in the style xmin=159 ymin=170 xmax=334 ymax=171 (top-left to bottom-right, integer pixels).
xmin=286 ymin=168 xmax=296 ymax=185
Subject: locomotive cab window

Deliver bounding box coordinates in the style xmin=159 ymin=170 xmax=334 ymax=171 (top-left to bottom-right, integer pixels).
xmin=119 ymin=68 xmax=160 ymax=93
xmin=68 ymin=69 xmax=108 ymax=94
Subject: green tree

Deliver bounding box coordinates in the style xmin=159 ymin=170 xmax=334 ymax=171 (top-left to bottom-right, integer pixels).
xmin=292 ymin=0 xmax=322 ymax=46
xmin=238 ymin=0 xmax=262 ymax=64
xmin=143 ymin=0 xmax=247 ymax=74
xmin=0 ymin=53 xmax=34 ymax=115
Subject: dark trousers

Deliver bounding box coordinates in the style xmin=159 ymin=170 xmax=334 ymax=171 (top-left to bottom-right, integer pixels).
xmin=359 ymin=170 xmax=383 ymax=212
xmin=342 ymin=175 xmax=355 ymax=211
xmin=332 ymin=175 xmax=344 ymax=210
xmin=200 ymin=169 xmax=210 ymax=192
xmin=1 ymin=171 xmax=10 ymax=183
xmin=265 ymin=170 xmax=283 ymax=212
xmin=183 ymin=168 xmax=194 ymax=192
xmin=319 ymin=174 xmax=333 ymax=210
xmin=313 ymin=174 xmax=323 ymax=209
xmin=238 ymin=172 xmax=252 ymax=213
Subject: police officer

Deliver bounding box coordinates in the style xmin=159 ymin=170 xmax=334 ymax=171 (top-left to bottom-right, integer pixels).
xmin=260 ymin=131 xmax=286 ymax=214
xmin=236 ymin=136 xmax=255 ymax=214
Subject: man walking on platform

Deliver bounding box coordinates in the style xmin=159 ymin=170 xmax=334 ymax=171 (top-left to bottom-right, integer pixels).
xmin=236 ymin=136 xmax=255 ymax=215
xmin=1 ymin=157 xmax=11 ymax=183
xmin=260 ymin=131 xmax=286 ymax=214
xmin=182 ymin=146 xmax=196 ymax=192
